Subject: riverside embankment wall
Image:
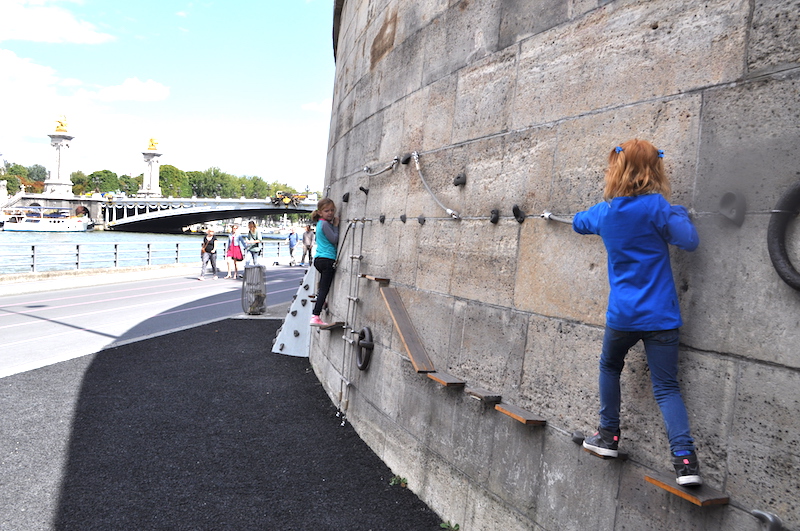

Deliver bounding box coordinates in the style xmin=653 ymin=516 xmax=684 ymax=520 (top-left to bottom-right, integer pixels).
xmin=310 ymin=1 xmax=800 ymax=529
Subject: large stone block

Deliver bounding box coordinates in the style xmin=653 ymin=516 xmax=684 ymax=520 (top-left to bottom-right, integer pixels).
xmin=550 ymin=96 xmax=703 ymax=213
xmin=422 ymin=0 xmax=502 ymax=86
xmin=452 ymin=47 xmax=517 ymax=144
xmin=727 ymin=363 xmax=800 ymax=528
xmin=515 ymin=220 xmax=608 ymax=325
xmin=513 ymin=0 xmax=747 ymax=127
xmin=401 ymin=288 xmax=456 ymax=370
xmin=484 ymin=416 xmax=546 ymax=511
xmin=681 ymin=216 xmax=800 ymax=367
xmin=695 ymin=72 xmax=800 ymax=214
xmin=498 ymin=0 xmax=569 ymax=49
xmin=748 ymin=0 xmax=800 ymax=73
xmin=448 ymin=300 xmax=529 ymax=392
xmin=518 ymin=316 xmax=602 ymax=431
xmin=421 ymin=76 xmax=457 ymax=152
xmin=448 ymin=220 xmax=519 ymax=306
xmin=532 ymin=431 xmax=620 ymax=530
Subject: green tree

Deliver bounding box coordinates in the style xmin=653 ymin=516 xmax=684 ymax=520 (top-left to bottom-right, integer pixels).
xmin=118 ymin=174 xmax=141 ymax=196
xmin=71 ymin=171 xmax=89 ymax=195
xmin=6 ymin=163 xmax=27 ymax=180
xmin=1 ymin=176 xmax=21 ymax=194
xmin=160 ymin=164 xmax=189 ymax=197
xmin=88 ymin=169 xmax=119 ymax=193
xmin=26 ymin=164 xmax=47 ymax=182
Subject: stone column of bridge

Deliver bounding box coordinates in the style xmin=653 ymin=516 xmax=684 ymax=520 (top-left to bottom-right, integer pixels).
xmin=138 ymin=138 xmax=162 ymax=197
xmin=44 ymin=116 xmax=75 ymax=197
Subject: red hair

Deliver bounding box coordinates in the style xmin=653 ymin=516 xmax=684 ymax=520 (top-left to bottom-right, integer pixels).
xmin=603 ymin=139 xmax=670 ymax=200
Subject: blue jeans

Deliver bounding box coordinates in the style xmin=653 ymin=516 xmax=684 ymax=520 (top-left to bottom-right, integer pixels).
xmin=598 ymin=327 xmax=695 ymax=454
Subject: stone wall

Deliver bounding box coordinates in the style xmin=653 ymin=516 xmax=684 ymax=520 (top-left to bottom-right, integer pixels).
xmin=310 ymin=0 xmax=800 ymax=529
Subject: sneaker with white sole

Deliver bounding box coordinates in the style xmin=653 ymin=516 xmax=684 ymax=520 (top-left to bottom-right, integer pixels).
xmin=310 ymin=315 xmax=329 ymax=327
xmin=672 ymin=451 xmax=702 ymax=486
xmin=583 ymin=426 xmax=620 ymax=458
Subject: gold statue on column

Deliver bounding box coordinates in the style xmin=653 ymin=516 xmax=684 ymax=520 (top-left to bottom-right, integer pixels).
xmin=148 ymin=138 xmax=159 ymax=151
xmin=55 ymin=115 xmax=68 ymax=132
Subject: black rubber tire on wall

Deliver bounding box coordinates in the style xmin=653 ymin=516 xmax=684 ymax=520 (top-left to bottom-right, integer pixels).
xmin=767 ymin=181 xmax=800 ymax=291
xmin=356 ymin=327 xmax=374 ymax=371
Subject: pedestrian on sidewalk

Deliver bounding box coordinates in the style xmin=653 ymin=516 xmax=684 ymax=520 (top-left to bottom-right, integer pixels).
xmin=198 ymin=229 xmax=218 ymax=280
xmin=224 ymin=225 xmax=246 ymax=279
xmin=300 ymin=224 xmax=315 ymax=266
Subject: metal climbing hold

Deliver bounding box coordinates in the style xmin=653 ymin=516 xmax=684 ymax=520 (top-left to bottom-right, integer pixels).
xmin=342 ymin=192 xmax=350 ymax=203
xmin=490 ymin=209 xmax=499 ymax=224
xmin=301 ymin=299 xmax=307 ymax=306
xmin=400 ymin=214 xmax=407 ymax=223
xmin=418 ymin=215 xmax=425 ymax=225
xmin=360 ymin=186 xmax=369 ymax=195
xmin=379 ymin=214 xmax=386 ymax=223
xmin=401 ymin=153 xmax=413 ymax=164
xmin=293 ymin=330 xmax=300 ymax=337
xmin=303 ymin=284 xmax=309 ymax=290
xmin=453 ymin=172 xmax=466 ymax=186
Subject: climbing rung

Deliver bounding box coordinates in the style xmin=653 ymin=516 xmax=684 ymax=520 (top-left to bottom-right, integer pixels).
xmin=465 ymin=386 xmax=502 ymax=404
xmin=494 ymin=402 xmax=546 ymax=425
xmin=379 ymin=286 xmax=435 ymax=373
xmin=360 ymin=274 xmax=390 ymax=284
xmin=347 ymin=296 xmax=360 ymax=302
xmin=318 ymin=321 xmax=346 ymax=331
xmin=427 ymin=371 xmax=466 ymax=387
xmin=644 ymin=473 xmax=729 ymax=507
xmin=349 ymin=254 xmax=363 ymax=260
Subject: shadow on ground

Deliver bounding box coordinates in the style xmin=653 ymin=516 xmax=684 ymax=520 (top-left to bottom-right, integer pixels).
xmin=45 ymin=319 xmax=440 ymax=530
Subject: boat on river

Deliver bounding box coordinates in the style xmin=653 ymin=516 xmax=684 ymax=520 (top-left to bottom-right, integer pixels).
xmin=1 ymin=206 xmax=94 ymax=232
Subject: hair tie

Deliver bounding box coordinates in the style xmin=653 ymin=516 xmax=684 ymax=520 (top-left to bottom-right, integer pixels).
xmin=657 ymin=149 xmax=665 ymax=158
xmin=614 ymin=146 xmax=624 ymax=153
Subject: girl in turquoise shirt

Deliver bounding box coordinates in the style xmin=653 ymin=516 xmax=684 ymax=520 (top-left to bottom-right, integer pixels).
xmin=310 ymin=198 xmax=339 ymax=326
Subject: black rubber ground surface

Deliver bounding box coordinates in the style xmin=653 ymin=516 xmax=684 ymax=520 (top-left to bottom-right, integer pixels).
xmin=1 ymin=319 xmax=441 ymax=530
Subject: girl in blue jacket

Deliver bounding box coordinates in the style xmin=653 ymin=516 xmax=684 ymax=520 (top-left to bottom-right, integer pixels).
xmin=573 ymin=139 xmax=701 ymax=487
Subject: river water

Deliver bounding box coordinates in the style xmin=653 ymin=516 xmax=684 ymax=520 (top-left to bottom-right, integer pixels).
xmin=0 ymin=231 xmax=291 ymax=274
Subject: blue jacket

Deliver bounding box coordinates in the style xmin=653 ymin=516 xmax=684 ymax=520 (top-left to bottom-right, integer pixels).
xmin=572 ymin=194 xmax=699 ymax=331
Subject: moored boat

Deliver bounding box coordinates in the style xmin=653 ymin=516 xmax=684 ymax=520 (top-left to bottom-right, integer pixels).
xmin=2 ymin=206 xmax=94 ymax=232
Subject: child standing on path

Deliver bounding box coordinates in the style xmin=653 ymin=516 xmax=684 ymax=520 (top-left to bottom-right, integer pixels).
xmin=310 ymin=198 xmax=339 ymax=327
xmin=198 ymin=229 xmax=218 ymax=280
xmin=570 ymin=139 xmax=702 ymax=486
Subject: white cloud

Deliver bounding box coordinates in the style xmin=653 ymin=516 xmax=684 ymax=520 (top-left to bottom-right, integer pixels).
xmin=0 ymin=0 xmax=114 ymax=44
xmin=301 ymin=98 xmax=333 ymax=113
xmin=92 ymin=78 xmax=171 ymax=102
xmin=176 ymin=11 xmax=188 ymax=17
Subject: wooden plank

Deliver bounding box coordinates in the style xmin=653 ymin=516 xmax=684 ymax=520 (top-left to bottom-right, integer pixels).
xmin=494 ymin=402 xmax=546 ymax=425
xmin=427 ymin=371 xmax=466 ymax=387
xmin=465 ymin=386 xmax=502 ymax=404
xmin=359 ymin=274 xmax=391 ymax=284
xmin=645 ymin=473 xmax=729 ymax=507
xmin=379 ymin=286 xmax=436 ymax=373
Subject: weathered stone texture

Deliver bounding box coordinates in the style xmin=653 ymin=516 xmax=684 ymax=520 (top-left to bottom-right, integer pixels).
xmin=512 ymin=0 xmax=748 ymax=128
xmin=748 ymin=0 xmax=800 ymax=72
xmin=316 ymin=0 xmax=800 ymax=528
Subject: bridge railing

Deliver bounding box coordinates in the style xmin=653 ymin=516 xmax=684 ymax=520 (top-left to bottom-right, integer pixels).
xmin=0 ymin=241 xmax=294 ymax=274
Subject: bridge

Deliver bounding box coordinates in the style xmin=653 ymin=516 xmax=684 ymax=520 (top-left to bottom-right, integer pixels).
xmin=102 ymin=195 xmax=318 ymax=233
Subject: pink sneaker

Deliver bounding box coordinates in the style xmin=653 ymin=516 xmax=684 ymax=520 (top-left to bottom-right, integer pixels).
xmin=310 ymin=315 xmax=329 ymax=327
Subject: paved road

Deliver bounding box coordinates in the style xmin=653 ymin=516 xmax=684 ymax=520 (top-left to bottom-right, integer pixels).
xmin=0 ymin=265 xmax=307 ymax=378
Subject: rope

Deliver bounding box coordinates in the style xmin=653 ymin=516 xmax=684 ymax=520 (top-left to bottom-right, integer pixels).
xmin=362 ymin=156 xmax=399 ymax=177
xmin=412 ymin=151 xmax=461 ymax=220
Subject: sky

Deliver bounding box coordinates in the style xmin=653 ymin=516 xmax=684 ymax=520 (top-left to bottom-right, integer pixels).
xmin=0 ymin=0 xmax=336 ymax=193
